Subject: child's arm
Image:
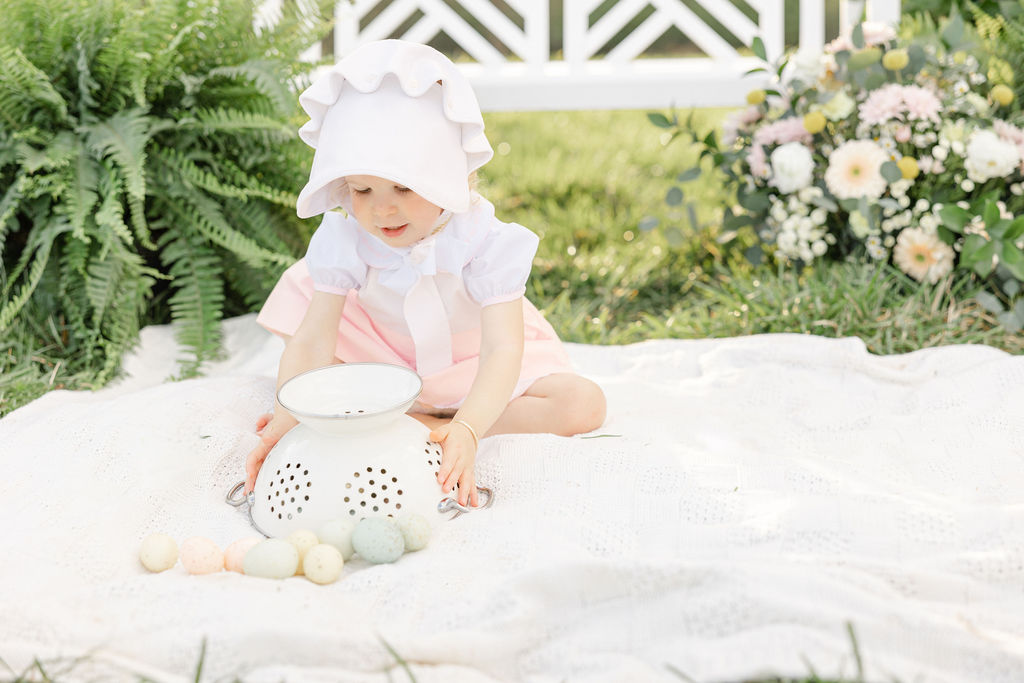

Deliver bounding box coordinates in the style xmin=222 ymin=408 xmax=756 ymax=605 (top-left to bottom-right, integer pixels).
xmin=244 ymin=291 xmax=346 ymax=493
xmin=431 ymin=298 xmax=525 ymax=507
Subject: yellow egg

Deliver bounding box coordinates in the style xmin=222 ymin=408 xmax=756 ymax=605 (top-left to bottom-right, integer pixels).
xmin=224 ymin=537 xmax=262 ymax=573
xmin=287 ymin=529 xmax=319 ymax=575
xmin=179 ymin=537 xmax=224 ymax=575
xmin=746 ymin=89 xmax=766 ymax=105
xmin=139 ymin=533 xmax=178 ymax=573
xmin=302 ymin=544 xmax=344 ymax=585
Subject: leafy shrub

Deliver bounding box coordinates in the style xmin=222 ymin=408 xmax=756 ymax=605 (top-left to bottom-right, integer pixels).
xmin=652 ymin=17 xmax=1024 ymax=331
xmin=0 ymin=0 xmax=328 ymax=381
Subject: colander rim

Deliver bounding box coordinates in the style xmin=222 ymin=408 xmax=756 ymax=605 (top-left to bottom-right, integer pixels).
xmin=276 ymin=362 xmax=423 ymax=419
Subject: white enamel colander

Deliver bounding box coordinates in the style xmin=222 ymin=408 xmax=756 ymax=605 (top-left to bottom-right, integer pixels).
xmin=227 ymin=363 xmax=492 ymax=537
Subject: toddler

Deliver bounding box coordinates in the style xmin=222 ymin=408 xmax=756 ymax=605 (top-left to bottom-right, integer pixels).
xmin=245 ymin=40 xmax=606 ymax=506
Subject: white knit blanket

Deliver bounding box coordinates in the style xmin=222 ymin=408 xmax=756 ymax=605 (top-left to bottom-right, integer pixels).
xmin=2 ymin=314 xmax=1023 ymax=682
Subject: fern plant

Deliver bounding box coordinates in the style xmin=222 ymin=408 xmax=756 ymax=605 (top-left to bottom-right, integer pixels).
xmin=0 ymin=0 xmax=328 ymax=384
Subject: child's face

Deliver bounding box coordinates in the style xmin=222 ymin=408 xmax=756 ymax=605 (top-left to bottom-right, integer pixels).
xmin=346 ymin=175 xmax=443 ymax=247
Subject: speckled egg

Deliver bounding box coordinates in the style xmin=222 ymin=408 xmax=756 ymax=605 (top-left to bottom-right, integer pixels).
xmin=316 ymin=518 xmax=356 ymax=560
xmin=287 ymin=529 xmax=320 ymax=575
xmin=396 ymin=513 xmax=432 ymax=552
xmin=224 ymin=537 xmax=262 ymax=573
xmin=139 ymin=533 xmax=178 ymax=572
xmin=351 ymin=517 xmax=405 ymax=564
xmin=302 ymin=544 xmax=344 ymax=585
xmin=243 ymin=538 xmax=299 ymax=579
xmin=179 ymin=537 xmax=224 ymax=575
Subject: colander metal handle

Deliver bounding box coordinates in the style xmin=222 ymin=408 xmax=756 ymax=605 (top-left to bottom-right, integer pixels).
xmin=438 ymin=486 xmax=494 ymax=519
xmin=225 ymin=480 xmax=249 ymax=507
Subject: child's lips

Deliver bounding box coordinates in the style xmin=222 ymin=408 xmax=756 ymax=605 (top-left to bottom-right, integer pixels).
xmin=380 ymin=223 xmax=408 ymax=237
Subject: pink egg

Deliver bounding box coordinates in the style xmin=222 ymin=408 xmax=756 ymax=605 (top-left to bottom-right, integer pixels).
xmin=224 ymin=537 xmax=263 ymax=573
xmin=179 ymin=537 xmax=224 ymax=575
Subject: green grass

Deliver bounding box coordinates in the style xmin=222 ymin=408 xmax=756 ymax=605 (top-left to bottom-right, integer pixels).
xmin=1 ymin=108 xmax=1020 ymax=417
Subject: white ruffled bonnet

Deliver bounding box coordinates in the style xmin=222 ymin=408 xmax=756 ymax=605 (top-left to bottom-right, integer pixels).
xmin=295 ymin=40 xmax=493 ymax=218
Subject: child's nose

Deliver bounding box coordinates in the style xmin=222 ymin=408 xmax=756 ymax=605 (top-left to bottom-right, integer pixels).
xmin=372 ymin=199 xmax=397 ymax=216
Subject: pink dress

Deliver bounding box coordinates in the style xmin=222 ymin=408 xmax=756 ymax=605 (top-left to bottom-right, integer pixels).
xmin=256 ymin=195 xmax=572 ymax=409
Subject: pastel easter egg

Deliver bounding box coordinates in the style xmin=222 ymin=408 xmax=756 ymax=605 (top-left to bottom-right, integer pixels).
xmin=224 ymin=537 xmax=262 ymax=573
xmin=139 ymin=533 xmax=178 ymax=573
xmin=302 ymin=544 xmax=344 ymax=585
xmin=243 ymin=538 xmax=299 ymax=579
xmin=287 ymin=529 xmax=320 ymax=575
xmin=316 ymin=518 xmax=356 ymax=560
xmin=396 ymin=513 xmax=431 ymax=552
xmin=351 ymin=517 xmax=405 ymax=564
xmin=179 ymin=537 xmax=224 ymax=575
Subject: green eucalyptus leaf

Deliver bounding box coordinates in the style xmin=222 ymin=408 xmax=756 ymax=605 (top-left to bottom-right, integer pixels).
xmin=666 ymin=186 xmax=684 ymax=206
xmin=938 ymin=205 xmax=972 ymax=232
xmin=983 ymin=200 xmax=1001 ymax=228
xmin=638 ymin=216 xmax=659 ymax=232
xmin=745 ymin=244 xmax=764 ymax=266
xmin=647 ymin=112 xmax=673 ymax=129
xmin=852 ymin=23 xmax=865 ymax=49
xmin=738 ymin=189 xmax=772 ymax=212
xmin=880 ymin=161 xmax=903 ymax=183
xmin=751 ymin=36 xmax=767 ymax=61
xmin=974 ymin=290 xmax=1005 ymax=314
xmin=1003 ymin=279 xmax=1021 ymax=298
xmin=997 ymin=310 xmax=1024 ymax=332
xmin=677 ymin=167 xmax=701 ymax=183
xmin=1000 ymin=243 xmax=1024 ymax=280
xmin=942 ymin=10 xmax=966 ymax=48
xmin=1005 ymin=216 xmax=1024 ymax=241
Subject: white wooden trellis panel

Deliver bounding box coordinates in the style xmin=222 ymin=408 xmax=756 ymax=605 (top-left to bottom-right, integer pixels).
xmin=325 ymin=0 xmax=901 ymax=111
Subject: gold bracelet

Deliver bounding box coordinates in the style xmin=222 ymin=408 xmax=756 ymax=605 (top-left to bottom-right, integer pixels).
xmin=451 ymin=418 xmax=479 ymax=450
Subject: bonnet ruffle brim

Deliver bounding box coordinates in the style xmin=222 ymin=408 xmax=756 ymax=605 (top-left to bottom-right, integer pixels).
xmin=295 ymin=40 xmax=493 ymax=217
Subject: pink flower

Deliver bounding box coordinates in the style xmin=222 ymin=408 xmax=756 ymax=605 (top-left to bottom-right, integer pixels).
xmin=859 ymin=84 xmax=904 ymax=125
xmin=825 ymin=22 xmax=897 ymax=53
xmin=748 ymin=143 xmax=769 ymax=177
xmin=721 ymin=105 xmax=763 ymax=146
xmin=894 ymin=125 xmax=912 ymax=143
xmin=754 ymin=117 xmax=813 ymax=147
xmin=901 ymin=85 xmax=941 ymax=121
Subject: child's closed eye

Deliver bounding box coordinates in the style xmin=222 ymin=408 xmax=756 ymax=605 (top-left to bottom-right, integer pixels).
xmin=395 ymin=186 xmax=412 ymax=193
xmin=351 ymin=187 xmax=371 ymax=194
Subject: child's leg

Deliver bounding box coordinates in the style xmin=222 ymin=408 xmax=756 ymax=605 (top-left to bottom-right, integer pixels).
xmin=487 ymin=373 xmax=606 ymax=437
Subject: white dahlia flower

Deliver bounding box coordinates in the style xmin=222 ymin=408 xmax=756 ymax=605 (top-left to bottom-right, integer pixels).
xmin=893 ymin=227 xmax=954 ymax=283
xmin=825 ymin=140 xmax=889 ymax=199
xmin=964 ymin=129 xmax=1021 ymax=183
xmin=770 ymin=142 xmax=815 ymax=194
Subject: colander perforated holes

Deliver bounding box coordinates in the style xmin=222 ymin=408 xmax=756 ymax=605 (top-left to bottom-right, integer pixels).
xmin=265 ymin=460 xmax=313 ymax=517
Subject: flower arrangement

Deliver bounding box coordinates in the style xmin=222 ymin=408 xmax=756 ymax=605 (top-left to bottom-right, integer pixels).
xmin=656 ymin=15 xmax=1024 ymax=329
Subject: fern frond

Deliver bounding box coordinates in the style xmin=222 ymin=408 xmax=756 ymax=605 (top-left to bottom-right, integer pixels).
xmin=204 ymin=59 xmax=296 ymax=115
xmin=0 ymin=218 xmax=68 ymax=334
xmin=180 ymin=107 xmax=293 ymax=136
xmin=156 ymin=147 xmax=296 ymax=206
xmin=60 ymin=142 xmax=101 ymax=240
xmin=158 ymin=227 xmax=225 ymax=375
xmin=81 ymin=107 xmax=152 ymax=200
xmin=94 ymin=163 xmax=134 ymax=246
xmin=0 ymin=45 xmax=70 ymax=130
xmin=167 ymin=188 xmax=294 ymax=267
xmin=0 ymin=174 xmax=27 ymax=260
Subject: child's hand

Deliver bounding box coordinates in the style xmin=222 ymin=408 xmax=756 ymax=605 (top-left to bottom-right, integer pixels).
xmin=244 ymin=412 xmax=296 ymax=494
xmin=429 ymin=421 xmax=479 ymax=508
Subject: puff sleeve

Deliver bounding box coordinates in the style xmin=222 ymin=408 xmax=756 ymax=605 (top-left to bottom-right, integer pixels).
xmin=463 ymin=221 xmax=540 ymax=306
xmin=304 ymin=212 xmax=368 ymax=294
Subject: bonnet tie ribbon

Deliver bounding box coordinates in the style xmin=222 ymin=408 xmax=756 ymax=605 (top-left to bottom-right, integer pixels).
xmin=380 ymin=235 xmax=452 ymax=376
